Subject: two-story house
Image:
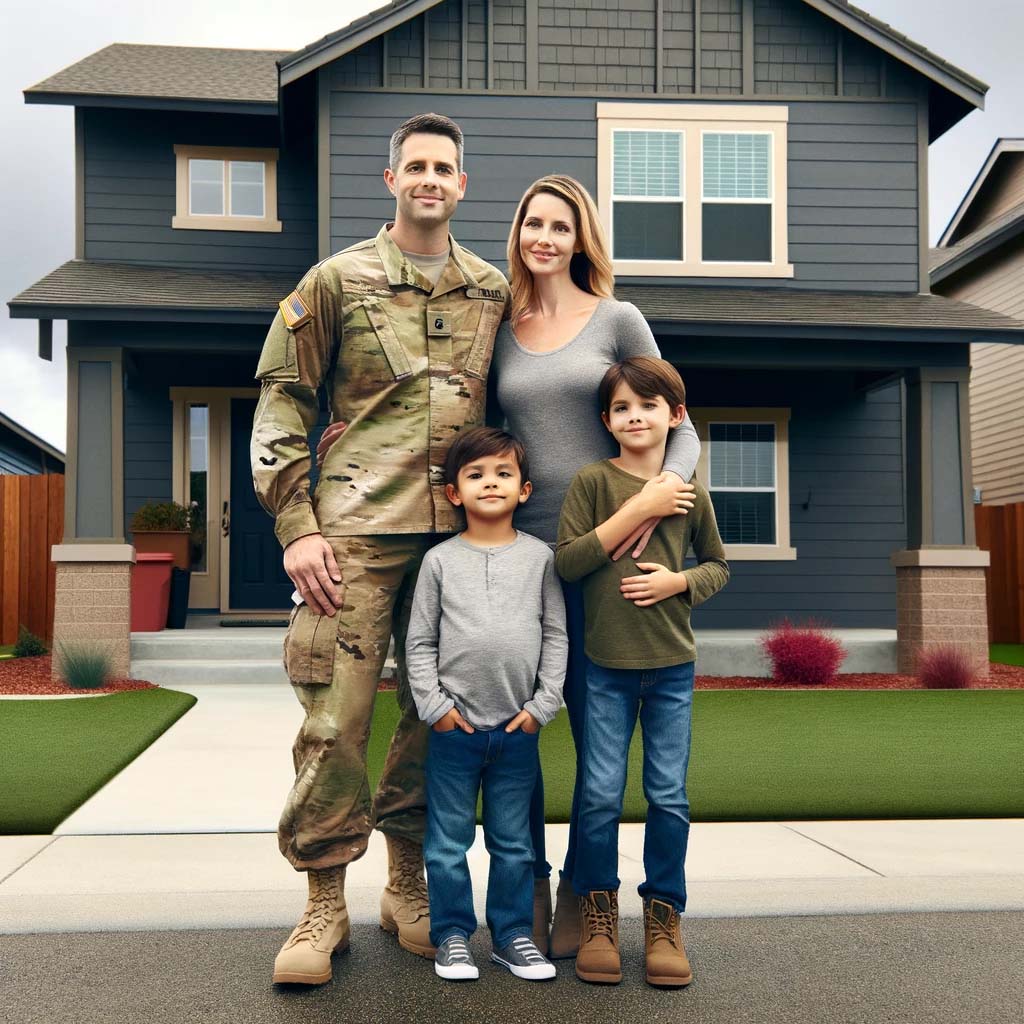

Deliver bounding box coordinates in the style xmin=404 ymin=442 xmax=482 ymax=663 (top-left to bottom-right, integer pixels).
xmin=10 ymin=0 xmax=1023 ymax=678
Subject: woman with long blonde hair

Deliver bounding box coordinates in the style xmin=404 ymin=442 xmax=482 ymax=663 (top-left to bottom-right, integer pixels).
xmin=490 ymin=174 xmax=700 ymax=958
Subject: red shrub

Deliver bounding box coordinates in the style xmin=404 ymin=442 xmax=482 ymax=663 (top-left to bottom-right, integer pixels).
xmin=760 ymin=620 xmax=847 ymax=685
xmin=916 ymin=645 xmax=975 ymax=689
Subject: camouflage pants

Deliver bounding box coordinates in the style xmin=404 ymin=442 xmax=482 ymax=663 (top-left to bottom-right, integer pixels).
xmin=278 ymin=533 xmax=434 ymax=871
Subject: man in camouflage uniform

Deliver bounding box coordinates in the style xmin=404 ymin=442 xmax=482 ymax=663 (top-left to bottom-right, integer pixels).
xmin=251 ymin=113 xmax=509 ymax=986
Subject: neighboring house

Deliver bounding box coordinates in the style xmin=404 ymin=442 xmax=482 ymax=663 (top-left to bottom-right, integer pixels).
xmin=931 ymin=138 xmax=1024 ymax=505
xmin=8 ymin=0 xmax=1024 ymax=675
xmin=0 ymin=411 xmax=65 ymax=475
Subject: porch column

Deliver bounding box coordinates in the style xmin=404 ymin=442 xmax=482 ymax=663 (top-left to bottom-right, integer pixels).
xmin=892 ymin=368 xmax=990 ymax=677
xmin=51 ymin=346 xmax=133 ymax=680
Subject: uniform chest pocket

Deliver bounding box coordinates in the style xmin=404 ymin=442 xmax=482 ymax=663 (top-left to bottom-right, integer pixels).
xmin=463 ymin=301 xmax=503 ymax=380
xmin=342 ymin=298 xmax=414 ymax=384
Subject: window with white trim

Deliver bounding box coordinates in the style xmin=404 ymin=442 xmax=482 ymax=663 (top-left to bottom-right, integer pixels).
xmin=173 ymin=146 xmax=282 ymax=232
xmin=692 ymin=408 xmax=796 ymax=561
xmin=598 ymin=104 xmax=792 ymax=278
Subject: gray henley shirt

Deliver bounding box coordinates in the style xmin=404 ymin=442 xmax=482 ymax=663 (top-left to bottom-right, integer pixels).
xmin=406 ymin=531 xmax=568 ymax=730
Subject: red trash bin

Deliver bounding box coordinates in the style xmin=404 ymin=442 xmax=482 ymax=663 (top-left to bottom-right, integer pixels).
xmin=131 ymin=552 xmax=175 ymax=631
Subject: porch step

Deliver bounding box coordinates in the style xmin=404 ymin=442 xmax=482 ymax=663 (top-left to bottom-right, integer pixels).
xmin=131 ymin=658 xmax=288 ymax=687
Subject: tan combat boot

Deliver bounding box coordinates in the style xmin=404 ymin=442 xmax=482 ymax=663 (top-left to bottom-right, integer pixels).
xmin=575 ymin=890 xmax=621 ymax=984
xmin=643 ymin=897 xmax=693 ymax=988
xmin=380 ymin=834 xmax=436 ymax=958
xmin=272 ymin=865 xmax=349 ymax=985
xmin=533 ymin=878 xmax=552 ymax=955
xmin=549 ymin=875 xmax=580 ymax=959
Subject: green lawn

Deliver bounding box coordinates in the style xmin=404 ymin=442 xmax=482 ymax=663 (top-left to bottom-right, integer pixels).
xmin=369 ymin=690 xmax=1024 ymax=821
xmin=0 ymin=689 xmax=196 ymax=834
xmin=990 ymin=644 xmax=1024 ymax=667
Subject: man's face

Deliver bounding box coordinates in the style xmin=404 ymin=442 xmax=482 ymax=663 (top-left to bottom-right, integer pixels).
xmin=445 ymin=452 xmax=531 ymax=521
xmin=384 ymin=132 xmax=467 ymax=232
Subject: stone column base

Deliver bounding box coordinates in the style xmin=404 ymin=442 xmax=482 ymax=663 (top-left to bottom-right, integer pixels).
xmin=51 ymin=544 xmax=135 ymax=681
xmin=892 ymin=548 xmax=991 ymax=678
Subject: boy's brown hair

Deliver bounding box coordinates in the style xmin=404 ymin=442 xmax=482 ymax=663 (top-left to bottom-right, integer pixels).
xmin=598 ymin=356 xmax=686 ymax=414
xmin=444 ymin=426 xmax=530 ymax=488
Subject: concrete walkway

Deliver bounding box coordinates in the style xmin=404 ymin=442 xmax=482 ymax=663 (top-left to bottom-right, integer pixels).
xmin=4 ymin=682 xmax=1023 ymax=935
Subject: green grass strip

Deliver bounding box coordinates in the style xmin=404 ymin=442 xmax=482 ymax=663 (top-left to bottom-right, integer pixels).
xmin=368 ymin=690 xmax=1024 ymax=822
xmin=0 ymin=689 xmax=196 ymax=834
xmin=990 ymin=644 xmax=1024 ymax=667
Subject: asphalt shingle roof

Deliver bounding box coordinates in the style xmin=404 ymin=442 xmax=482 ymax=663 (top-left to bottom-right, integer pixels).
xmin=929 ymin=200 xmax=1024 ymax=277
xmin=25 ymin=44 xmax=286 ymax=105
xmin=10 ymin=261 xmax=1024 ymax=340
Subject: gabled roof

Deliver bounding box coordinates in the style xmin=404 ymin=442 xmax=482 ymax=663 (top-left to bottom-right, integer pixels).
xmin=10 ymin=260 xmax=1024 ymax=344
xmin=930 ymin=200 xmax=1024 ymax=286
xmin=24 ymin=44 xmax=286 ymax=115
xmin=0 ymin=411 xmax=65 ymax=464
xmin=938 ymin=139 xmax=1024 ymax=246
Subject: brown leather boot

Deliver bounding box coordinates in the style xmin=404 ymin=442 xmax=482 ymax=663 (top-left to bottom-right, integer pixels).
xmin=643 ymin=897 xmax=693 ymax=987
xmin=380 ymin=834 xmax=436 ymax=959
xmin=549 ymin=875 xmax=580 ymax=959
xmin=533 ymin=878 xmax=552 ymax=955
xmin=575 ymin=890 xmax=621 ymax=984
xmin=273 ymin=865 xmax=349 ymax=985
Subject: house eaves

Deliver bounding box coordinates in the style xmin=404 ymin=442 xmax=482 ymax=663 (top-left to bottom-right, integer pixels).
xmin=0 ymin=411 xmax=66 ymax=464
xmin=930 ymin=201 xmax=1024 ymax=287
xmin=938 ymin=139 xmax=1024 ymax=246
xmin=24 ymin=44 xmax=286 ymax=114
xmin=280 ymin=0 xmax=446 ymax=86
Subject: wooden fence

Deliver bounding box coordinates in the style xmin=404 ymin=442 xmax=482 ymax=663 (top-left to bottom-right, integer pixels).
xmin=0 ymin=474 xmax=64 ymax=646
xmin=975 ymin=502 xmax=1024 ymax=644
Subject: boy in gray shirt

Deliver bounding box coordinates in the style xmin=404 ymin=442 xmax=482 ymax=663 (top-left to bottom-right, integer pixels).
xmin=407 ymin=427 xmax=567 ymax=983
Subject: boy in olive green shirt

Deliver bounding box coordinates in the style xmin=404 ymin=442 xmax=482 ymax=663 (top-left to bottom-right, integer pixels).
xmin=555 ymin=357 xmax=728 ymax=990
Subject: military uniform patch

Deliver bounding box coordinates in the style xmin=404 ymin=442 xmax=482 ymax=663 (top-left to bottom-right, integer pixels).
xmin=465 ymin=287 xmax=505 ymax=302
xmin=279 ymin=291 xmax=313 ymax=330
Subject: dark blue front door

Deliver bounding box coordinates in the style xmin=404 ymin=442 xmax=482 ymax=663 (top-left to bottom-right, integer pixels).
xmin=229 ymin=398 xmax=294 ymax=609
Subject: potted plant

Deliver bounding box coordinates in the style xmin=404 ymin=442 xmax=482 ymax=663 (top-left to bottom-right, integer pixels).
xmin=131 ymin=501 xmax=192 ymax=570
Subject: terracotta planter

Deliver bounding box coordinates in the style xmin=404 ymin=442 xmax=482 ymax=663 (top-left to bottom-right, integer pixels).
xmin=133 ymin=530 xmax=191 ymax=571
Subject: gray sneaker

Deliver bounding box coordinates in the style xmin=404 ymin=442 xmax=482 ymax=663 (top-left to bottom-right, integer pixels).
xmin=491 ymin=936 xmax=556 ymax=980
xmin=434 ymin=934 xmax=479 ymax=981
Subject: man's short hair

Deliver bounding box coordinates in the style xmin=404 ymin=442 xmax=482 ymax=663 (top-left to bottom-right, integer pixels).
xmin=599 ymin=356 xmax=687 ymax=414
xmin=389 ymin=112 xmax=465 ymax=172
xmin=444 ymin=426 xmax=529 ymax=488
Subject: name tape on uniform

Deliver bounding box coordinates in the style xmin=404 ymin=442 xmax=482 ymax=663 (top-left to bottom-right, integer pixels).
xmin=465 ymin=287 xmax=505 ymax=302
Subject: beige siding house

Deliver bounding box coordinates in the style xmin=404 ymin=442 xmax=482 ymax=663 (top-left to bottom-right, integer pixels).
xmin=932 ymin=139 xmax=1024 ymax=505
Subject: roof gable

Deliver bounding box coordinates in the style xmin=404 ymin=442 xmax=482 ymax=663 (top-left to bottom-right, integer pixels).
xmin=939 ymin=139 xmax=1024 ymax=246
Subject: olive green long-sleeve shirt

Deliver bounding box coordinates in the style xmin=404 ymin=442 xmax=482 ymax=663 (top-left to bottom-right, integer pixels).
xmin=555 ymin=459 xmax=729 ymax=669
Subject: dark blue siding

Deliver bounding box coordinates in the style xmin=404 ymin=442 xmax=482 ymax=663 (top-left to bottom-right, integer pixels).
xmin=328 ymin=90 xmax=918 ymax=292
xmin=123 ymin=380 xmax=173 ymax=538
xmin=84 ymin=108 xmax=316 ymax=274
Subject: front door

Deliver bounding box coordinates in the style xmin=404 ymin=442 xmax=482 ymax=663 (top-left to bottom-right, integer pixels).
xmin=228 ymin=398 xmax=294 ymax=609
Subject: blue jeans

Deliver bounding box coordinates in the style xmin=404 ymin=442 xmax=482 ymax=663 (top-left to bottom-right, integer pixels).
xmin=425 ymin=724 xmax=540 ymax=948
xmin=573 ymin=661 xmax=695 ymax=912
xmin=528 ymin=578 xmax=588 ymax=880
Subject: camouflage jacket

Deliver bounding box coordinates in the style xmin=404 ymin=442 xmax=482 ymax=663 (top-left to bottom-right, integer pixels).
xmin=252 ymin=224 xmax=509 ymax=547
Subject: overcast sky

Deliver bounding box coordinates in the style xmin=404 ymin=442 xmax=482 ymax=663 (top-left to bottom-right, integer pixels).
xmin=1 ymin=0 xmax=1021 ymax=452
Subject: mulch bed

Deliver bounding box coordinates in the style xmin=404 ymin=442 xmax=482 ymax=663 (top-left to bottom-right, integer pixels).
xmin=4 ymin=655 xmax=1023 ymax=695
xmin=0 ymin=655 xmax=156 ymax=695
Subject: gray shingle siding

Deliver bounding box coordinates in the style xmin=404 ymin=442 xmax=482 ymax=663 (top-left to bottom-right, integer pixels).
xmin=83 ymin=108 xmax=316 ymax=274
xmin=493 ymin=0 xmax=526 ymax=90
xmin=842 ymin=32 xmax=881 ymax=97
xmin=467 ymin=0 xmax=489 ymax=88
xmin=386 ymin=14 xmax=425 ymax=87
xmin=662 ymin=0 xmax=696 ymax=93
xmin=700 ymin=0 xmax=742 ymax=94
xmin=428 ymin=0 xmax=463 ymax=88
xmin=683 ymin=375 xmax=904 ymax=629
xmin=333 ymin=38 xmax=383 ymax=87
xmin=753 ymin=0 xmax=836 ymax=96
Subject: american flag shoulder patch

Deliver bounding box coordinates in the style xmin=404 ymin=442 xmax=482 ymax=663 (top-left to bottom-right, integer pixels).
xmin=279 ymin=291 xmax=313 ymax=330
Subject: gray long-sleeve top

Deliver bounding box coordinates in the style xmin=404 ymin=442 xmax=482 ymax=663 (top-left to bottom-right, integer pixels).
xmin=406 ymin=532 xmax=568 ymax=730
xmin=490 ymin=298 xmax=701 ymax=543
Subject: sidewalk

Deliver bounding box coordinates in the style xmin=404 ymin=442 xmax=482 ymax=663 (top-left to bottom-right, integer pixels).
xmin=3 ymin=683 xmax=1023 ymax=935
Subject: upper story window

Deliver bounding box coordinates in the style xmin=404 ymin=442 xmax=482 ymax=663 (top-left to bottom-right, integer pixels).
xmin=172 ymin=145 xmax=282 ymax=233
xmin=692 ymin=407 xmax=796 ymax=561
xmin=598 ymin=104 xmax=793 ymax=278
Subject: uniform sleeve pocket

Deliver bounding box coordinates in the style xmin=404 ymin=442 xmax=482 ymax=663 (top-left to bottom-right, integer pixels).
xmin=283 ymin=603 xmax=341 ymax=685
xmin=255 ymin=324 xmax=300 ymax=382
xmin=464 ymin=302 xmax=502 ymax=380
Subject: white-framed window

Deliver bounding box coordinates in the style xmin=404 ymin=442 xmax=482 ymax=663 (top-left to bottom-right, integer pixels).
xmin=692 ymin=407 xmax=796 ymax=561
xmin=598 ymin=103 xmax=793 ymax=278
xmin=172 ymin=146 xmax=282 ymax=232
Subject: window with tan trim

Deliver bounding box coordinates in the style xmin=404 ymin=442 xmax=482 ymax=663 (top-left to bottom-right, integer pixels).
xmin=597 ymin=104 xmax=793 ymax=278
xmin=691 ymin=407 xmax=796 ymax=561
xmin=172 ymin=145 xmax=282 ymax=232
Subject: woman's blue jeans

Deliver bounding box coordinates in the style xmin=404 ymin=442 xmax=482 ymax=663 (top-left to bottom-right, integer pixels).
xmin=425 ymin=724 xmax=540 ymax=948
xmin=571 ymin=660 xmax=695 ymax=912
xmin=528 ymin=578 xmax=587 ymax=881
